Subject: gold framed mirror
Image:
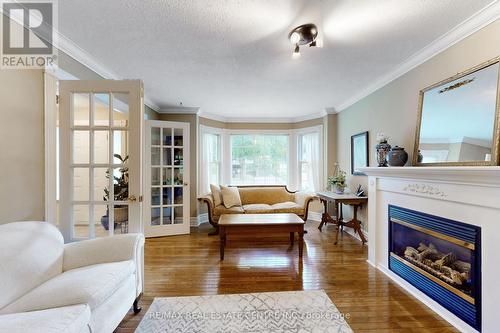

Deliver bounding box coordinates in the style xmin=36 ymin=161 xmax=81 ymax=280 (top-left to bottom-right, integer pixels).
xmin=413 ymin=56 xmax=500 ymax=166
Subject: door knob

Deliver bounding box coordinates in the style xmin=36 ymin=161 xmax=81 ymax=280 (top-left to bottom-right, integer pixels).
xmin=128 ymin=195 xmax=137 ymax=202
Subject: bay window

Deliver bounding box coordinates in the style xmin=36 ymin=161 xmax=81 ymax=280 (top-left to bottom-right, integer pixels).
xmin=199 ymin=125 xmax=323 ymax=194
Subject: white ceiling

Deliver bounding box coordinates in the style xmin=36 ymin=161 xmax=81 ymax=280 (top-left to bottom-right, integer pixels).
xmin=58 ymin=0 xmax=497 ymax=120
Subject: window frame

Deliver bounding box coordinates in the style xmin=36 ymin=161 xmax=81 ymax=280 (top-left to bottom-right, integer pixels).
xmin=198 ymin=125 xmax=224 ymax=196
xmin=228 ymin=130 xmax=291 ymax=186
xmin=296 ymin=125 xmax=324 ymax=192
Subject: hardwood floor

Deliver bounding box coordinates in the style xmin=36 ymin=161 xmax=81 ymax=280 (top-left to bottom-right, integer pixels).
xmin=116 ymin=220 xmax=457 ymax=332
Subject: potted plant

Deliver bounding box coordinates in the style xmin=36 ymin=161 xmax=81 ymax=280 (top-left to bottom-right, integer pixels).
xmin=101 ymin=154 xmax=129 ymax=230
xmin=328 ymin=168 xmax=347 ymax=194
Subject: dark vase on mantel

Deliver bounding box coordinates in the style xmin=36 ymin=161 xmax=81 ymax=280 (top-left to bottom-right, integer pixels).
xmin=376 ymin=141 xmax=391 ymax=167
xmin=387 ymin=146 xmax=409 ymax=167
xmin=417 ymin=150 xmax=424 ymax=163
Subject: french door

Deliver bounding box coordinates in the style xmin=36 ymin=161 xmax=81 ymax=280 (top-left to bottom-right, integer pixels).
xmin=144 ymin=120 xmax=190 ymax=237
xmin=59 ymin=80 xmax=144 ymax=242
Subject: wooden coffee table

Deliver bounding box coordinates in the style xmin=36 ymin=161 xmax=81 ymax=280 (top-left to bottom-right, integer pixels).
xmin=218 ymin=213 xmax=305 ymax=260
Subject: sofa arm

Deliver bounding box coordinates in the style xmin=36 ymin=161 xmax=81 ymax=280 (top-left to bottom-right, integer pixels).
xmin=63 ymin=234 xmax=145 ymax=297
xmin=63 ymin=233 xmax=144 ymax=270
xmin=198 ymin=194 xmax=215 ymax=210
xmin=198 ymin=195 xmax=217 ymax=229
xmin=294 ymin=191 xmax=315 ymax=208
xmin=294 ymin=192 xmax=316 ymax=221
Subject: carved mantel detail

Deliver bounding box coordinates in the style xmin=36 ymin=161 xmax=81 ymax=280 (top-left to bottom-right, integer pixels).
xmin=402 ymin=183 xmax=447 ymax=198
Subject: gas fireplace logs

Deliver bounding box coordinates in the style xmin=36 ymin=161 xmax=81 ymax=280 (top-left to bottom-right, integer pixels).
xmin=404 ymin=242 xmax=471 ymax=288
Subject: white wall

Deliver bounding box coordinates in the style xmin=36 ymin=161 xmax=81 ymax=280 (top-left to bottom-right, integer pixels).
xmin=0 ymin=70 xmax=45 ymax=223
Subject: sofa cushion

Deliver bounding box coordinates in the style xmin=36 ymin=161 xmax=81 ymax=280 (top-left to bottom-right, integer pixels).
xmin=0 ymin=304 xmax=91 ymax=333
xmin=243 ymin=204 xmax=274 ymax=214
xmin=271 ymin=202 xmax=305 ymax=215
xmin=239 ymin=187 xmax=294 ymax=205
xmin=0 ymin=260 xmax=134 ymax=314
xmin=210 ymin=184 xmax=223 ymax=207
xmin=220 ymin=186 xmax=242 ymax=208
xmin=214 ymin=205 xmax=244 ymax=217
xmin=0 ymin=222 xmax=64 ymax=310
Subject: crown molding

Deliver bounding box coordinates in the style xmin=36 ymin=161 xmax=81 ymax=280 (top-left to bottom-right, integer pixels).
xmin=290 ymin=110 xmax=327 ymax=123
xmin=197 ymin=111 xmax=227 ymax=123
xmin=335 ymin=1 xmax=500 ymax=112
xmin=158 ymin=107 xmax=200 ymax=114
xmin=197 ymin=110 xmax=327 ymax=124
xmin=57 ymin=32 xmax=119 ymax=80
xmin=55 ymin=31 xmax=161 ymax=111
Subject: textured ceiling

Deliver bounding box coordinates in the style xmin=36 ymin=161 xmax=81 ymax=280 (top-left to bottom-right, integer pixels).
xmin=58 ymin=0 xmax=496 ymax=119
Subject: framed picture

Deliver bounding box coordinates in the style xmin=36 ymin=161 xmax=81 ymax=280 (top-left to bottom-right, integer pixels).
xmin=351 ymin=131 xmax=369 ymax=175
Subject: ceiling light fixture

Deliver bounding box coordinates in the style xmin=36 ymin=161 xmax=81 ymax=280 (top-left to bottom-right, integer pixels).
xmin=288 ymin=23 xmax=319 ymax=59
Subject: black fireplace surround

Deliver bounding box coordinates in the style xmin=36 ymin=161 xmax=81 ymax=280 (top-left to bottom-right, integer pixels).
xmin=388 ymin=205 xmax=481 ymax=331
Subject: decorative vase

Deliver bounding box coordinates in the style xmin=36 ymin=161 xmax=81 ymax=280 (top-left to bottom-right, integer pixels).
xmin=376 ymin=141 xmax=391 ymax=167
xmin=100 ymin=207 xmax=129 ymax=230
xmin=387 ymin=146 xmax=409 ymax=166
xmin=335 ymin=185 xmax=345 ymax=194
xmin=417 ymin=150 xmax=423 ymax=163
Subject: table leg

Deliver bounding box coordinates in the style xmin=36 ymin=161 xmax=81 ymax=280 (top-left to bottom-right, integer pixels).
xmin=338 ymin=202 xmax=343 ymax=223
xmin=298 ymin=228 xmax=304 ymax=258
xmin=290 ymin=232 xmax=294 ymax=246
xmin=219 ymin=227 xmax=225 ymax=261
xmin=318 ymin=198 xmax=328 ymax=231
xmin=333 ymin=221 xmax=342 ymax=245
xmin=352 ymin=205 xmax=367 ymax=244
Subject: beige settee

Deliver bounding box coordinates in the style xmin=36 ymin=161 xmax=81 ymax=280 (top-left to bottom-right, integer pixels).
xmin=198 ymin=186 xmax=315 ymax=234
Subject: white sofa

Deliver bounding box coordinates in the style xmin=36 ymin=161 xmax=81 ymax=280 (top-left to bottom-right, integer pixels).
xmin=0 ymin=221 xmax=145 ymax=333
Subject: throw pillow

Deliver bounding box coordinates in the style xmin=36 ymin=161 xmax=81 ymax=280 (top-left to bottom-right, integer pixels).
xmin=220 ymin=186 xmax=242 ymax=208
xmin=210 ymin=184 xmax=223 ymax=207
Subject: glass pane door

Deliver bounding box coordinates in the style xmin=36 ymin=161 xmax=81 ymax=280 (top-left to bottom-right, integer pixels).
xmin=145 ymin=121 xmax=190 ymax=237
xmin=59 ymin=80 xmax=143 ymax=241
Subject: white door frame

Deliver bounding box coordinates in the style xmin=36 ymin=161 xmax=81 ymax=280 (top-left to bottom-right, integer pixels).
xmin=44 ymin=70 xmax=58 ymax=225
xmin=144 ymin=120 xmax=190 ymax=237
xmin=59 ymin=79 xmax=144 ymax=242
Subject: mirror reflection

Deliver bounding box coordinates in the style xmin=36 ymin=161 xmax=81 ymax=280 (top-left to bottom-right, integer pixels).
xmin=417 ymin=61 xmax=499 ymax=164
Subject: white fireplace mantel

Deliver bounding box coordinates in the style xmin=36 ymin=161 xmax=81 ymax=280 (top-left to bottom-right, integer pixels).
xmin=358 ymin=166 xmax=500 ymax=333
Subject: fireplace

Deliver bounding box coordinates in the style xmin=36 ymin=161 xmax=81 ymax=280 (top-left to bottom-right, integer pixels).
xmin=388 ymin=205 xmax=481 ymax=331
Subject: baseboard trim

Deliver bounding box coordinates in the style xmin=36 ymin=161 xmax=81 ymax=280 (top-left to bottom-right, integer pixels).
xmin=315 ymin=217 xmax=368 ymax=244
xmin=308 ymin=212 xmax=322 ymax=222
xmin=342 ymin=227 xmax=368 ymax=244
xmin=191 ymin=213 xmax=208 ymax=227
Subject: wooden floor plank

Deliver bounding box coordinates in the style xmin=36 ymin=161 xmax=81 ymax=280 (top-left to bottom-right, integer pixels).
xmin=116 ymin=220 xmax=457 ymax=332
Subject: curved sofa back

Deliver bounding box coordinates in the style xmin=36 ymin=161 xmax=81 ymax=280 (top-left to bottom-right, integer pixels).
xmin=237 ymin=186 xmax=295 ymax=205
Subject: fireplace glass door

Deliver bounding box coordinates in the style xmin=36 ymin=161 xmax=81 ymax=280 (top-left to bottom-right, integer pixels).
xmin=391 ymin=220 xmax=476 ymax=299
xmin=388 ymin=205 xmax=481 ymax=331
